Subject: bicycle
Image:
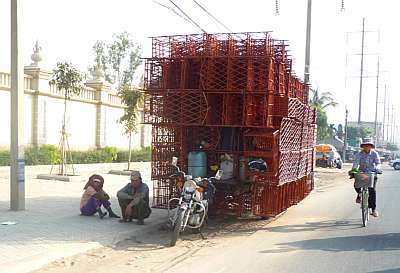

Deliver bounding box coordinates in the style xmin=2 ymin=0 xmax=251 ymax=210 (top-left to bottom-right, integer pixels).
xmin=354 ymin=171 xmax=379 ymax=227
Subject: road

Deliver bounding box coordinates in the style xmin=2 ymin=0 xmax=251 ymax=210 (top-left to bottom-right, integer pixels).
xmin=34 ymin=165 xmax=400 ymax=273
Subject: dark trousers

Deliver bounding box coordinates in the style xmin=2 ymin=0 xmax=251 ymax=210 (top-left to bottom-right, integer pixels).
xmin=81 ymin=197 xmax=111 ymax=216
xmin=118 ymin=198 xmax=151 ymax=221
xmin=354 ymin=187 xmax=377 ymax=210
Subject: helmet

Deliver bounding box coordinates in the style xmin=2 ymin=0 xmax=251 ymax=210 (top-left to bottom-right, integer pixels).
xmin=248 ymin=159 xmax=268 ymax=172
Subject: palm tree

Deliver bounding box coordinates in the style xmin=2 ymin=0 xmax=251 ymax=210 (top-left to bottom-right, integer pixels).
xmin=309 ymin=89 xmax=338 ymax=110
xmin=309 ymin=89 xmax=338 ymax=140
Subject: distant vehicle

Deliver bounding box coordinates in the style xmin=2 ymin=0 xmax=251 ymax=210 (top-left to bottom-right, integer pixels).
xmin=315 ymin=144 xmax=342 ymax=169
xmin=390 ymin=159 xmax=400 ymax=170
xmin=315 ymin=152 xmax=329 ymax=167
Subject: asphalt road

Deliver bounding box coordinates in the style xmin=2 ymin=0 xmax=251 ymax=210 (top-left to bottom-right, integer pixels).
xmin=164 ymin=165 xmax=400 ymax=273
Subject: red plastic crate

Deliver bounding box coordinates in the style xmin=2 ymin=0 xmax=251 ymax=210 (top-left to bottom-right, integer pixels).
xmin=279 ymin=118 xmax=302 ymax=151
xmin=200 ymin=57 xmax=228 ymax=90
xmin=244 ymin=94 xmax=268 ymax=127
xmin=288 ymin=98 xmax=306 ymax=122
xmin=223 ymin=94 xmax=244 ymax=126
xmin=243 ymin=129 xmax=279 ymax=153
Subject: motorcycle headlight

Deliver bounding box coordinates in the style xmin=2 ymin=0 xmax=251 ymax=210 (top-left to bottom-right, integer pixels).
xmin=184 ymin=184 xmax=196 ymax=193
xmin=185 ymin=186 xmax=196 ymax=192
xmin=184 ymin=193 xmax=193 ymax=200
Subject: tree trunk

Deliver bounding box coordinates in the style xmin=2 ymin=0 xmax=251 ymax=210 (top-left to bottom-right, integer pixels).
xmin=60 ymin=95 xmax=67 ymax=176
xmin=128 ymin=131 xmax=132 ymax=170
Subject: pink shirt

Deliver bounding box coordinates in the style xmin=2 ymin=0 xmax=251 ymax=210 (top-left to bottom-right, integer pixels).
xmin=80 ymin=186 xmax=97 ymax=209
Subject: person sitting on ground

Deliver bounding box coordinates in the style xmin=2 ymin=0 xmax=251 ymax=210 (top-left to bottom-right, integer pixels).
xmin=80 ymin=174 xmax=120 ymax=219
xmin=117 ymin=171 xmax=152 ymax=225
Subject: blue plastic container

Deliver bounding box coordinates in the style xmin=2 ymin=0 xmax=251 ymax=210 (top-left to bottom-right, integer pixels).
xmin=188 ymin=152 xmax=207 ymax=178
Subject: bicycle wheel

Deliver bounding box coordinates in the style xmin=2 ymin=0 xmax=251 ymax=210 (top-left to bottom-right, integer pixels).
xmin=361 ymin=188 xmax=369 ymax=227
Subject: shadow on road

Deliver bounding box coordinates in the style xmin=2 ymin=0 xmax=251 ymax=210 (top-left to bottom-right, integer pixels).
xmin=260 ymin=233 xmax=400 ymax=254
xmin=367 ymin=269 xmax=400 ymax=273
xmin=267 ymin=219 xmax=361 ymax=233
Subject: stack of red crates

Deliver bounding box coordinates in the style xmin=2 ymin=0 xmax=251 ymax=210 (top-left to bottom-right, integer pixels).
xmin=144 ymin=32 xmax=316 ymax=217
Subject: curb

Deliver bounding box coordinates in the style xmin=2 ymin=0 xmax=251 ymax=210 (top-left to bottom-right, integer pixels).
xmin=108 ymin=170 xmax=133 ymax=176
xmin=36 ymin=174 xmax=86 ymax=182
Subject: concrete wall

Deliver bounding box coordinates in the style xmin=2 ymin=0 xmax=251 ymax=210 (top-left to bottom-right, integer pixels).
xmin=0 ymin=91 xmax=34 ymax=148
xmin=101 ymin=105 xmax=132 ymax=149
xmin=0 ymin=70 xmax=149 ymax=151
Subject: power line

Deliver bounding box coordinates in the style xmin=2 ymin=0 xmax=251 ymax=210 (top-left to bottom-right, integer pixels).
xmin=152 ymin=0 xmax=206 ymax=33
xmin=192 ymin=0 xmax=233 ymax=32
xmin=168 ymin=0 xmax=207 ymax=33
xmin=152 ymin=1 xmax=200 ymax=30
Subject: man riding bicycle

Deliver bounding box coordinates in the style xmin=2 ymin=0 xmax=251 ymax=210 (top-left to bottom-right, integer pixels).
xmin=351 ymin=138 xmax=382 ymax=217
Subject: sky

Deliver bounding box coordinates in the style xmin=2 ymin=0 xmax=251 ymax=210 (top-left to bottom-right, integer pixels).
xmin=0 ymin=0 xmax=399 ymax=133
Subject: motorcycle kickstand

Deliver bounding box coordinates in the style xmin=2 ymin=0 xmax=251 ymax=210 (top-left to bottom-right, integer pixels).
xmin=199 ymin=229 xmax=206 ymax=240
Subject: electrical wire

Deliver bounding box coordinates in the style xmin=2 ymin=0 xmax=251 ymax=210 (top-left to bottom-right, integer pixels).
xmin=168 ymin=0 xmax=207 ymax=33
xmin=152 ymin=0 xmax=201 ymax=30
xmin=191 ymin=0 xmax=233 ymax=32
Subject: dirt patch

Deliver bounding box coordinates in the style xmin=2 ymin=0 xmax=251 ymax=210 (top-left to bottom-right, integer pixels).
xmin=33 ymin=168 xmax=347 ymax=273
xmin=314 ymin=166 xmax=349 ymax=191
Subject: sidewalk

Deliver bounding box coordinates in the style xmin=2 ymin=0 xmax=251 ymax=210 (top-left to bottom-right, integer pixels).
xmin=0 ymin=162 xmax=167 ymax=273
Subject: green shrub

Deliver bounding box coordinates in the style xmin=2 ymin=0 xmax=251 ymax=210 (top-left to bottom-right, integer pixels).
xmin=25 ymin=145 xmax=60 ymax=165
xmin=103 ymin=146 xmax=118 ymax=161
xmin=0 ymin=150 xmax=10 ymax=166
xmin=0 ymin=146 xmax=151 ymax=166
xmin=70 ymin=147 xmax=118 ymax=164
xmin=117 ymin=147 xmax=151 ymax=162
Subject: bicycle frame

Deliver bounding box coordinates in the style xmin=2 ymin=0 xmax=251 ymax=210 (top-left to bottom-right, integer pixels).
xmin=357 ymin=172 xmax=377 ymax=227
xmin=360 ymin=185 xmax=369 ymax=227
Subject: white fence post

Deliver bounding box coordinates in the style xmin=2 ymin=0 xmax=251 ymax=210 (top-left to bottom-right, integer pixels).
xmin=24 ymin=44 xmax=51 ymax=146
xmin=85 ymin=66 xmax=111 ymax=149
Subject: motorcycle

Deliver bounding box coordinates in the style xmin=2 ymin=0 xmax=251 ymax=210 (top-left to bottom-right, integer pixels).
xmin=168 ymin=157 xmax=222 ymax=246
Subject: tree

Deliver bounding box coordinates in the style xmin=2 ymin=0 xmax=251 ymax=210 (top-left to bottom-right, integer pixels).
xmin=328 ymin=124 xmax=337 ymax=138
xmin=49 ymin=62 xmax=84 ymax=175
xmin=309 ymin=89 xmax=338 ymax=109
xmin=315 ymin=108 xmax=329 ymax=140
xmin=309 ymin=89 xmax=338 ymax=140
xmin=347 ymin=126 xmax=373 ymax=140
xmin=91 ymin=32 xmax=143 ymax=170
xmin=337 ymin=124 xmax=344 ymax=140
xmin=119 ymin=86 xmax=144 ymax=170
xmin=386 ymin=143 xmax=399 ymax=151
xmin=346 ymin=125 xmax=373 ymax=147
xmin=90 ymin=32 xmax=141 ymax=90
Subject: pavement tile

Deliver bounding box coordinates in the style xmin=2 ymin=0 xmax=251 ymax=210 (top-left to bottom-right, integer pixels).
xmin=0 ymin=162 xmax=168 ymax=273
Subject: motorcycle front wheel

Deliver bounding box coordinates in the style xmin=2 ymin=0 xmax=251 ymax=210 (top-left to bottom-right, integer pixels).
xmin=170 ymin=210 xmax=184 ymax=247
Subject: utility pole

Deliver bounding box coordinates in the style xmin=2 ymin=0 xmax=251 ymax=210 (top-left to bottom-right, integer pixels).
xmin=304 ymin=0 xmax=312 ymax=86
xmin=382 ymin=85 xmax=387 ymax=142
xmin=386 ymin=93 xmax=391 ymax=142
xmin=358 ymin=18 xmax=365 ymax=124
xmin=391 ymin=106 xmax=395 ymax=143
xmin=343 ymin=107 xmax=349 ymax=162
xmin=10 ymin=0 xmax=25 ymax=210
xmin=374 ymin=58 xmax=379 ymax=145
